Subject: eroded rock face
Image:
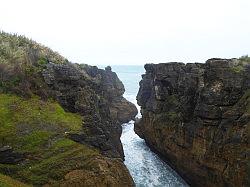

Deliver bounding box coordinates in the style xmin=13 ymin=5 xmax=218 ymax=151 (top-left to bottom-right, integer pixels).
xmin=135 ymin=58 xmax=250 ymax=187
xmin=46 ymin=63 xmax=137 ymax=186
xmin=42 ymin=63 xmax=137 ymax=159
xmin=83 ymin=65 xmax=138 ymax=124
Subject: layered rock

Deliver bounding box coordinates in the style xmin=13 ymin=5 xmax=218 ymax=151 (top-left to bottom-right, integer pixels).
xmin=135 ymin=58 xmax=250 ymax=187
xmin=42 ymin=62 xmax=137 ymax=158
xmin=82 ymin=65 xmax=138 ymax=125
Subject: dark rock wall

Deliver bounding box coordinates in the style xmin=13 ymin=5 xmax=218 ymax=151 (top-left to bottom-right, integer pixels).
xmin=135 ymin=58 xmax=249 ymax=187
xmin=42 ymin=63 xmax=137 ymax=159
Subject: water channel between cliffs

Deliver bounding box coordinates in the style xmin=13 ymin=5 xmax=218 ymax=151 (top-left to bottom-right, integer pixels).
xmin=110 ymin=65 xmax=188 ymax=187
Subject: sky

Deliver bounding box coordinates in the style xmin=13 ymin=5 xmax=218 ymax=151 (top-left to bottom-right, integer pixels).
xmin=0 ymin=0 xmax=250 ymax=65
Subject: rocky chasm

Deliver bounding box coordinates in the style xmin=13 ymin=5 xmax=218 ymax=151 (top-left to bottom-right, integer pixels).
xmin=1 ymin=32 xmax=249 ymax=187
xmin=135 ymin=58 xmax=249 ymax=187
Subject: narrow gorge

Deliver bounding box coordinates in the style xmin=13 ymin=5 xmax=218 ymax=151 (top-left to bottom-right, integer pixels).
xmin=0 ymin=32 xmax=249 ymax=187
xmin=113 ymin=65 xmax=188 ymax=186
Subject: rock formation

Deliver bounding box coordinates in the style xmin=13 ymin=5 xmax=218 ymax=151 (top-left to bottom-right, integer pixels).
xmin=135 ymin=58 xmax=249 ymax=187
xmin=0 ymin=31 xmax=136 ymax=186
xmin=42 ymin=62 xmax=137 ymax=159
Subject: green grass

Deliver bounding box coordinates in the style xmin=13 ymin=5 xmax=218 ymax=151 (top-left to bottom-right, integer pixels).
xmin=0 ymin=173 xmax=30 ymax=187
xmin=230 ymin=55 xmax=250 ymax=73
xmin=0 ymin=94 xmax=83 ymax=150
xmin=0 ymin=94 xmax=82 ymax=145
xmin=0 ymin=93 xmax=100 ymax=185
xmin=19 ymin=142 xmax=99 ymax=185
xmin=51 ymin=138 xmax=76 ymax=149
xmin=0 ymin=93 xmax=70 ymax=150
xmin=20 ymin=131 xmax=51 ymax=152
xmin=37 ymin=57 xmax=48 ymax=66
xmin=0 ymin=93 xmax=82 ymax=153
xmin=0 ymin=141 xmax=99 ymax=185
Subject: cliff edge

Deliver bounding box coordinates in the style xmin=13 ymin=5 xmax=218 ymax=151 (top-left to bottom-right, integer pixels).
xmin=0 ymin=31 xmax=136 ymax=186
xmin=135 ymin=58 xmax=249 ymax=186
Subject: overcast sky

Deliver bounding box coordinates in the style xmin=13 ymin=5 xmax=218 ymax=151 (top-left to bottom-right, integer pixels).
xmin=1 ymin=0 xmax=250 ymax=65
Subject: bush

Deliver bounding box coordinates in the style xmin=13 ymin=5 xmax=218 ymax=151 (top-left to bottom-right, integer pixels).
xmin=239 ymin=55 xmax=250 ymax=63
xmin=0 ymin=31 xmax=69 ymax=98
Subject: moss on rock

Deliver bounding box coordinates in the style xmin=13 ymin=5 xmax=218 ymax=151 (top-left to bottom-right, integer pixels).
xmin=0 ymin=93 xmax=101 ymax=185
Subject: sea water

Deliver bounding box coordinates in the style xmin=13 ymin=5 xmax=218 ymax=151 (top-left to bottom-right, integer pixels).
xmin=102 ymin=65 xmax=188 ymax=187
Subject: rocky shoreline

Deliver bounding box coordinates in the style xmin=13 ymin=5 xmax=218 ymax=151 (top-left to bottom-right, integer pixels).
xmin=135 ymin=58 xmax=249 ymax=187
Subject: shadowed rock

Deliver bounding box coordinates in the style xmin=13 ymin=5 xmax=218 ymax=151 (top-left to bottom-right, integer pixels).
xmin=0 ymin=146 xmax=24 ymax=164
xmin=42 ymin=63 xmax=137 ymax=159
xmin=135 ymin=58 xmax=249 ymax=187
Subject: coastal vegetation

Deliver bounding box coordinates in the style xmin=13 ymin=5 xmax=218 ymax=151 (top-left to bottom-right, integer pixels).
xmin=0 ymin=31 xmax=136 ymax=186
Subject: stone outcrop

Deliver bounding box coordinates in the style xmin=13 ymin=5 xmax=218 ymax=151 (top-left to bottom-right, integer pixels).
xmin=42 ymin=63 xmax=137 ymax=158
xmin=0 ymin=32 xmax=136 ymax=186
xmin=0 ymin=146 xmax=24 ymax=164
xmin=83 ymin=65 xmax=138 ymax=124
xmin=135 ymin=58 xmax=250 ymax=187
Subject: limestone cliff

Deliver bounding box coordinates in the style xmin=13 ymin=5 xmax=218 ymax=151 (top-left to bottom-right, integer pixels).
xmin=135 ymin=58 xmax=249 ymax=187
xmin=0 ymin=31 xmax=136 ymax=186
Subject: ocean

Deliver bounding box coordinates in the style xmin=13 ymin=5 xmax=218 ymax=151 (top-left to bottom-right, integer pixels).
xmin=100 ymin=65 xmax=188 ymax=187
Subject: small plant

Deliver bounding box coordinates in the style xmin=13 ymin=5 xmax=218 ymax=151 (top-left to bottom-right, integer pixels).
xmin=239 ymin=55 xmax=250 ymax=63
xmin=37 ymin=57 xmax=48 ymax=67
xmin=230 ymin=55 xmax=250 ymax=73
xmin=231 ymin=65 xmax=245 ymax=73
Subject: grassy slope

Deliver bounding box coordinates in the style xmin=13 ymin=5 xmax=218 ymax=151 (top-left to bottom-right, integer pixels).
xmin=0 ymin=94 xmax=99 ymax=186
xmin=0 ymin=31 xmax=66 ymax=65
xmin=0 ymin=32 xmax=103 ymax=186
xmin=0 ymin=173 xmax=30 ymax=187
xmin=0 ymin=31 xmax=68 ymax=97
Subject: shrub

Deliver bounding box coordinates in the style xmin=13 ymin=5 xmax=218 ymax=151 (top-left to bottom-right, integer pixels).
xmin=0 ymin=31 xmax=68 ymax=98
xmin=239 ymin=55 xmax=250 ymax=63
